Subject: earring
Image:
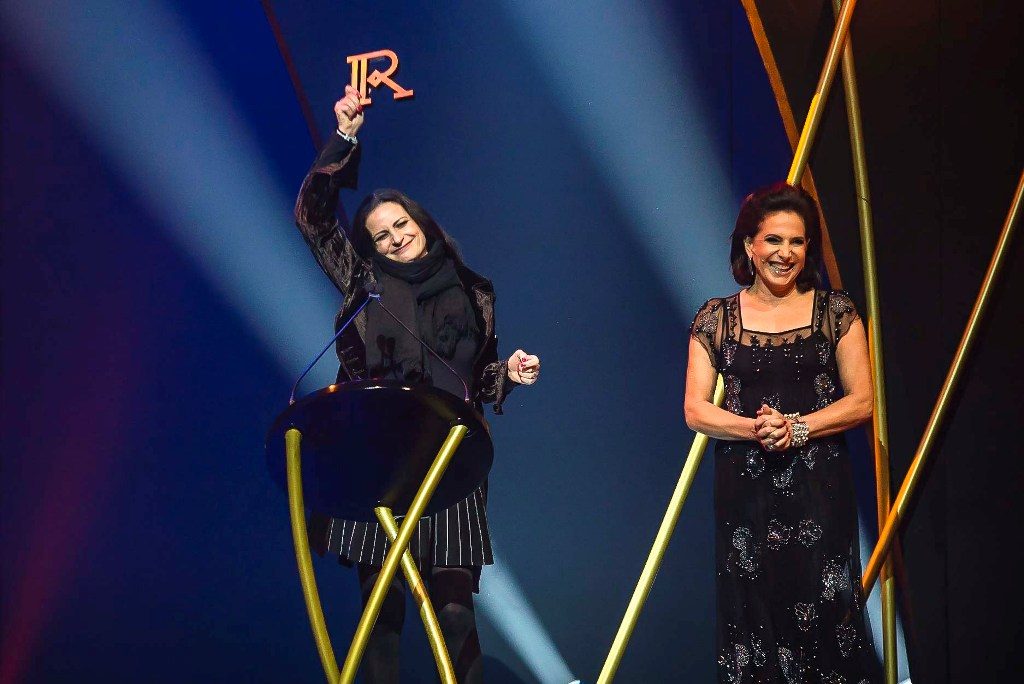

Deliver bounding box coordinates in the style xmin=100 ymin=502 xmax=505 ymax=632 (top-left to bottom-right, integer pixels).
xmin=747 ymin=256 xmax=754 ymax=275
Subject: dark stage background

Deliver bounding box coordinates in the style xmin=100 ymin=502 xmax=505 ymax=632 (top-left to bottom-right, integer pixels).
xmin=748 ymin=1 xmax=1024 ymax=681
xmin=1 ymin=1 xmax=1019 ymax=682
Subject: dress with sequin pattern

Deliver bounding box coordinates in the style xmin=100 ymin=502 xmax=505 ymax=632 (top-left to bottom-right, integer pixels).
xmin=691 ymin=289 xmax=881 ymax=684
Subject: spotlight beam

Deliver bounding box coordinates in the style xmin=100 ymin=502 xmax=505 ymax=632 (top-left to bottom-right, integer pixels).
xmin=2 ymin=0 xmax=338 ymax=388
xmin=499 ymin=0 xmax=737 ymax=318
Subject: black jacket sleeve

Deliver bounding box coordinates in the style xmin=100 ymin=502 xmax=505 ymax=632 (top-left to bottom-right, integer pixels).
xmin=293 ymin=134 xmax=366 ymax=299
xmin=466 ymin=284 xmax=514 ymax=414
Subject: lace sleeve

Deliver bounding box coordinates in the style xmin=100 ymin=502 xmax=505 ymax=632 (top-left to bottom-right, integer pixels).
xmin=826 ymin=290 xmax=861 ymax=345
xmin=476 ymin=360 xmax=514 ymax=414
xmin=294 ymin=136 xmax=365 ymax=297
xmin=690 ymin=298 xmax=724 ymax=369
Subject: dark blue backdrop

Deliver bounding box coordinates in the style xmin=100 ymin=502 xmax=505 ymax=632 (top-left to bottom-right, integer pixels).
xmin=1 ymin=1 xmax=795 ymax=681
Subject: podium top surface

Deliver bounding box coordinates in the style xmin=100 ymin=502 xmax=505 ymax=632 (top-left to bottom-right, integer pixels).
xmin=266 ymin=380 xmax=494 ymax=521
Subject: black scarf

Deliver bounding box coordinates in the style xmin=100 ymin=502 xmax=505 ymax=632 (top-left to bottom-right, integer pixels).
xmin=366 ymin=240 xmax=478 ymax=386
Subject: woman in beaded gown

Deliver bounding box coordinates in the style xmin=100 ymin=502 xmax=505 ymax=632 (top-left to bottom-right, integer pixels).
xmin=685 ymin=183 xmax=882 ymax=683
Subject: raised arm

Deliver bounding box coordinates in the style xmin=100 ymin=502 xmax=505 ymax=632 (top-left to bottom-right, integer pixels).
xmin=293 ymin=86 xmax=366 ymax=295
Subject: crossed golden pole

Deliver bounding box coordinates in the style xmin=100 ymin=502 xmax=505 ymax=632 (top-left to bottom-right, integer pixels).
xmin=861 ymin=169 xmax=1024 ymax=595
xmin=597 ymin=3 xmax=862 ymax=680
xmin=373 ymin=507 xmax=456 ymax=683
xmin=787 ymin=0 xmax=860 ymax=184
xmin=829 ymin=0 xmax=898 ymax=679
xmin=285 ymin=424 xmax=468 ymax=684
xmin=338 ymin=424 xmax=466 ymax=683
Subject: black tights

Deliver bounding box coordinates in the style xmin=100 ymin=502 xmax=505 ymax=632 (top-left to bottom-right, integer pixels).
xmin=357 ymin=563 xmax=483 ymax=684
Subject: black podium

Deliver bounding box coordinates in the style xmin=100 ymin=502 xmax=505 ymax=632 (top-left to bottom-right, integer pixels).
xmin=267 ymin=380 xmax=493 ymax=683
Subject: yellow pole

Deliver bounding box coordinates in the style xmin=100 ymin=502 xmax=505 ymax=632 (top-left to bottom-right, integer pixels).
xmin=338 ymin=424 xmax=469 ymax=684
xmin=788 ymin=0 xmax=859 ymax=185
xmin=596 ymin=377 xmax=725 ymax=684
xmin=374 ymin=507 xmax=456 ymax=684
xmin=829 ymin=1 xmax=897 ymax=680
xmin=285 ymin=428 xmax=341 ymax=683
xmin=862 ymin=169 xmax=1024 ymax=594
xmin=739 ymin=0 xmax=844 ymax=288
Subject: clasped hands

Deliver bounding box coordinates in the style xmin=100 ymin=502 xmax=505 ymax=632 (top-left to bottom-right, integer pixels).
xmin=754 ymin=404 xmax=792 ymax=452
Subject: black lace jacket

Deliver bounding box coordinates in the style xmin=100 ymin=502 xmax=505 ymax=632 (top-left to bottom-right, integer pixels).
xmin=294 ymin=133 xmax=513 ymax=412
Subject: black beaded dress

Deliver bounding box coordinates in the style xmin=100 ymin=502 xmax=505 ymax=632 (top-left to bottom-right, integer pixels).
xmin=691 ymin=289 xmax=882 ymax=684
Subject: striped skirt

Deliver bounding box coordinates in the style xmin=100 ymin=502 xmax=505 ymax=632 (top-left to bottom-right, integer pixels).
xmin=325 ymin=484 xmax=493 ymax=568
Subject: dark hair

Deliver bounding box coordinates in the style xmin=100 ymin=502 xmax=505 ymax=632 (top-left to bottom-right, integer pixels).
xmin=350 ymin=188 xmax=464 ymax=265
xmin=729 ymin=181 xmax=823 ymax=291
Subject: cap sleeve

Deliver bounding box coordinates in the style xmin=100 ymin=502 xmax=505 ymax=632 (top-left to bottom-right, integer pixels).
xmin=690 ymin=298 xmax=724 ymax=369
xmin=826 ymin=290 xmax=860 ymax=345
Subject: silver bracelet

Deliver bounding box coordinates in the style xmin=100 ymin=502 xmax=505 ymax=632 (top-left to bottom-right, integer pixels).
xmin=335 ymin=127 xmax=358 ymax=145
xmin=790 ymin=419 xmax=809 ymax=448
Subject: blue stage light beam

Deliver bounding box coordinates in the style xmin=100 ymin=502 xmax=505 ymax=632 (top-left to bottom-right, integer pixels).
xmin=480 ymin=547 xmax=577 ymax=683
xmin=1 ymin=0 xmax=337 ymax=389
xmin=499 ymin=0 xmax=737 ymax=318
xmin=858 ymin=520 xmax=912 ymax=680
xmin=2 ymin=1 xmax=577 ymax=680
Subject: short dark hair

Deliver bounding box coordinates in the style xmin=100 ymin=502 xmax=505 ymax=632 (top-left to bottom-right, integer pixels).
xmin=729 ymin=182 xmax=823 ymax=291
xmin=350 ymin=188 xmax=464 ymax=265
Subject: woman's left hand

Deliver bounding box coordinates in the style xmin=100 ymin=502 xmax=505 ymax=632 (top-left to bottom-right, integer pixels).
xmin=507 ymin=349 xmax=541 ymax=385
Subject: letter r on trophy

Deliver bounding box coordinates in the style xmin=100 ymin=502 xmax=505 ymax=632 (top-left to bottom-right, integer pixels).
xmin=347 ymin=49 xmax=414 ymax=106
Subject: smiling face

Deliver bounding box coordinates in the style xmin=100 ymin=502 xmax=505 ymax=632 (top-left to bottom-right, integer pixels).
xmin=744 ymin=210 xmax=808 ymax=291
xmin=364 ymin=201 xmax=429 ymax=262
